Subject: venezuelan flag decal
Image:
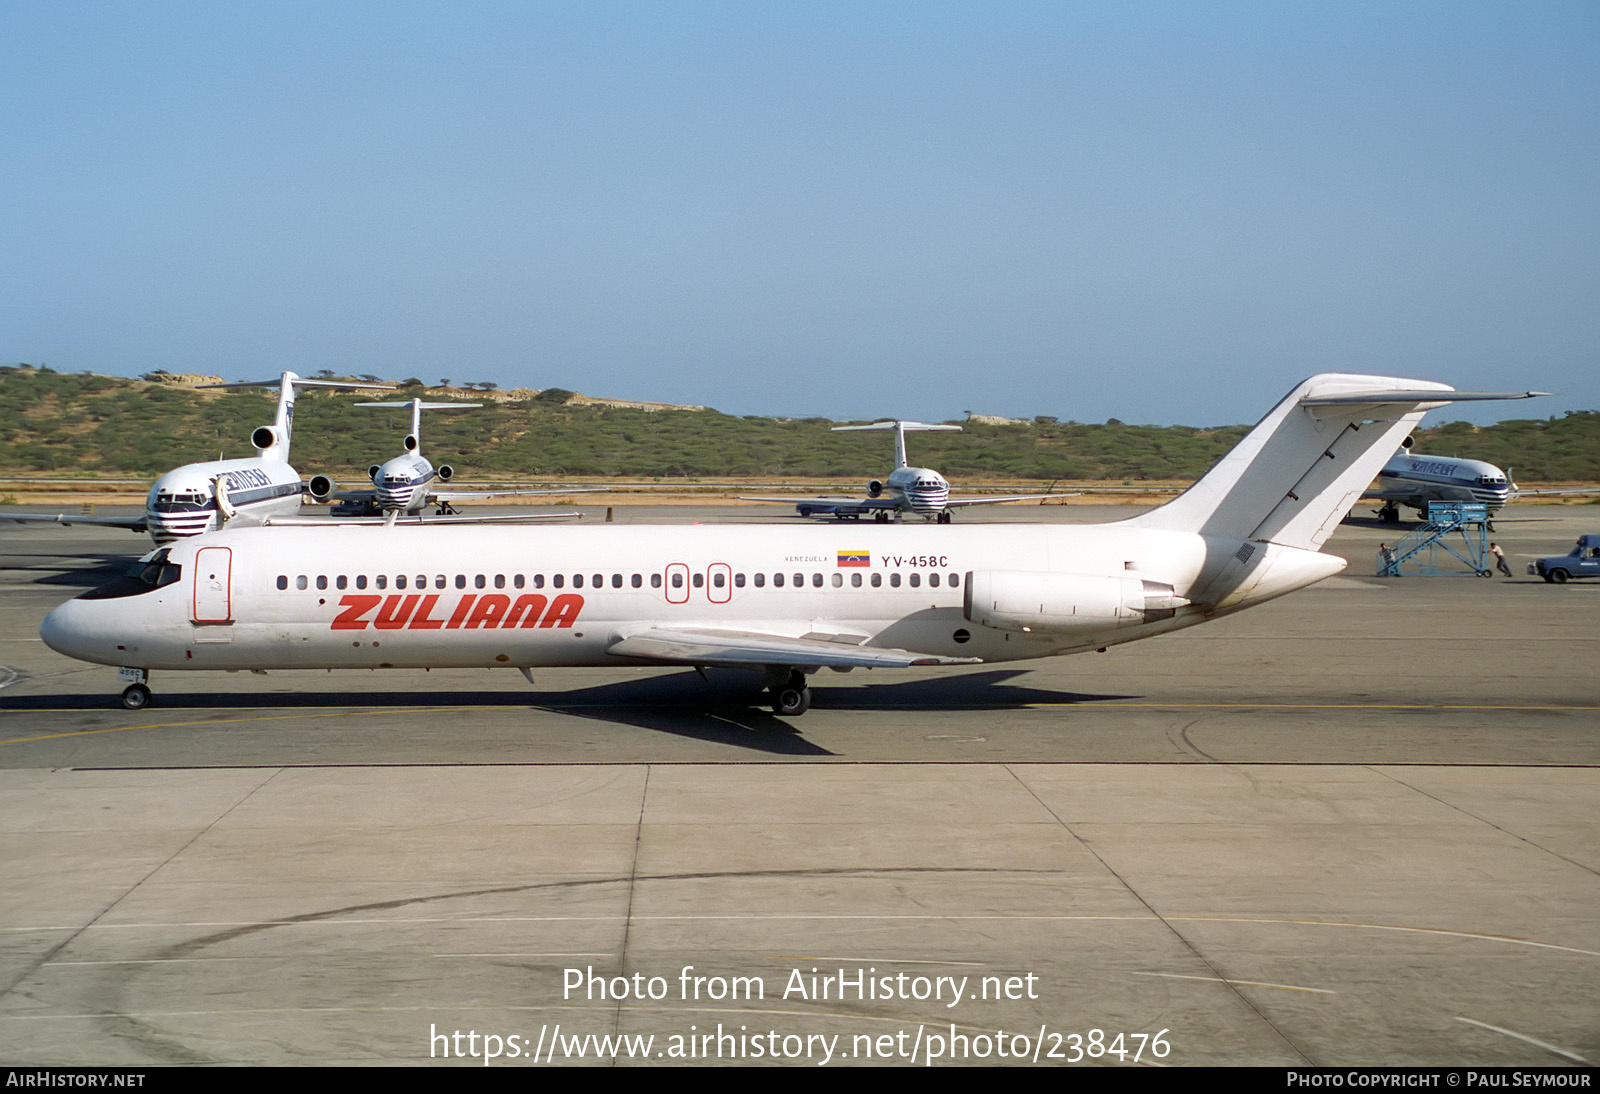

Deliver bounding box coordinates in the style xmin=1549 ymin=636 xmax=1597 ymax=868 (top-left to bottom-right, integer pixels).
xmin=837 ymin=549 xmax=870 ymax=568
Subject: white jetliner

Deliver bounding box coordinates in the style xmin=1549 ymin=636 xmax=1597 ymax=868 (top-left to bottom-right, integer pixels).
xmin=1366 ymin=447 xmax=1513 ymax=523
xmin=742 ymin=420 xmax=1063 ymax=522
xmin=41 ymin=375 xmax=1542 ymax=715
xmin=2 ymin=372 xmax=390 ymax=545
xmin=1366 ymin=436 xmax=1587 ymax=524
xmin=305 ymin=398 xmax=593 ymax=519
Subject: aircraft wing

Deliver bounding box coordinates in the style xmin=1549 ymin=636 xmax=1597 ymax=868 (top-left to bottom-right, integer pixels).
xmin=0 ymin=511 xmax=148 ymax=533
xmin=1360 ymin=487 xmax=1447 ymax=502
xmin=265 ymin=511 xmax=582 ymax=527
xmin=606 ymin=626 xmax=980 ymax=670
xmin=429 ymin=486 xmax=605 ymax=503
xmin=737 ymin=495 xmax=901 ymax=513
xmin=942 ymin=492 xmax=1079 ymax=507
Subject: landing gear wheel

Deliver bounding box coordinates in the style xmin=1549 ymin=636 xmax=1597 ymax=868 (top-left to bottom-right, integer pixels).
xmin=874 ymin=511 xmax=889 ymax=523
xmin=770 ymin=685 xmax=811 ymax=716
xmin=936 ymin=511 xmax=952 ymax=524
xmin=768 ymin=670 xmax=812 ymax=716
xmin=121 ymin=684 xmax=151 ymax=711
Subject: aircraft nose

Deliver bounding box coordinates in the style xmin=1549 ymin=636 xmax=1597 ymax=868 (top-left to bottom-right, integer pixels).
xmin=40 ymin=599 xmax=113 ymax=665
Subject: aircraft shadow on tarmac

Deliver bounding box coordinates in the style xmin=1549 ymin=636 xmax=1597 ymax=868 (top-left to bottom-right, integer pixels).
xmin=4 ymin=670 xmax=1138 ymax=756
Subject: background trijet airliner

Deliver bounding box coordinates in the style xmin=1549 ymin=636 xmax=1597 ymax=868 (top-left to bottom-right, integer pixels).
xmin=305 ymin=398 xmax=595 ymax=521
xmin=41 ymin=374 xmax=1543 ymax=715
xmin=1 ymin=371 xmax=389 ymax=544
xmin=742 ymin=420 xmax=1064 ymax=522
xmin=1366 ymin=439 xmax=1591 ymax=523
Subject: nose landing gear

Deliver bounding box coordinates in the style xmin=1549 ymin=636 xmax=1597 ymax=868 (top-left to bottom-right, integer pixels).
xmin=117 ymin=667 xmax=151 ymax=710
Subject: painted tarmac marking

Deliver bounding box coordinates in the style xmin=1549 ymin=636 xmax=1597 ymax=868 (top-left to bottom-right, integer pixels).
xmin=1455 ymin=1016 xmax=1588 ymax=1064
xmin=1136 ymin=971 xmax=1334 ymax=994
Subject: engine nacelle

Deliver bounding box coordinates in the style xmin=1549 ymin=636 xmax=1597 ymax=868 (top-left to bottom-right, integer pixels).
xmin=963 ymin=570 xmax=1189 ymax=633
xmin=368 ymin=464 xmax=382 ymax=482
xmin=437 ymin=464 xmax=454 ymax=482
xmin=404 ymin=434 xmax=419 ymax=453
xmin=307 ymin=475 xmax=336 ymax=502
xmin=866 ymin=480 xmax=884 ymax=498
xmin=251 ymin=425 xmax=283 ymax=455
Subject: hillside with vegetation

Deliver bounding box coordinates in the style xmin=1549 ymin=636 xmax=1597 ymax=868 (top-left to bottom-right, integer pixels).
xmin=2 ymin=364 xmax=1596 ymax=484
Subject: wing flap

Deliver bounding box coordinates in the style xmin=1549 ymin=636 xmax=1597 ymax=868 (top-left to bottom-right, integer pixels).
xmin=607 ymin=626 xmax=979 ymax=669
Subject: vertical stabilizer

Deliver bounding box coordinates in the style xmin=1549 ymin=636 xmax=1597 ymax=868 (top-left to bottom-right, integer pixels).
xmin=201 ymin=372 xmax=396 ymax=464
xmin=273 ymin=371 xmax=300 ymax=456
xmin=831 ymin=420 xmax=962 ymax=470
xmin=355 ymin=399 xmax=484 ymax=459
xmin=1128 ymin=374 xmax=1459 ymax=552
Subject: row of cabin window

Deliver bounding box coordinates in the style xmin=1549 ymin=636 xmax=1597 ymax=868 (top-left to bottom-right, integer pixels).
xmin=275 ymin=571 xmax=963 ymax=592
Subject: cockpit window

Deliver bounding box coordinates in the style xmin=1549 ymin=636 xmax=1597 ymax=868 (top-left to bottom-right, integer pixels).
xmin=152 ymin=491 xmax=211 ymax=513
xmin=78 ymin=549 xmax=184 ymax=601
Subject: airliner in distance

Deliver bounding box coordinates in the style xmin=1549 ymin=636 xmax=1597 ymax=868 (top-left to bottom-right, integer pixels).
xmin=2 ymin=372 xmax=390 ymax=544
xmin=741 ymin=420 xmax=1065 ymax=522
xmin=1366 ymin=435 xmax=1589 ymax=524
xmin=40 ymin=374 xmax=1545 ymax=715
xmin=305 ymin=398 xmax=595 ymax=520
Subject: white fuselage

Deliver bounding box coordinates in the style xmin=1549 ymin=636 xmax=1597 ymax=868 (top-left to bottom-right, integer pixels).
xmin=144 ymin=458 xmax=305 ymax=544
xmin=1375 ymin=453 xmax=1511 ymax=512
xmin=40 ymin=520 xmax=1342 ymax=675
xmin=885 ymin=466 xmax=951 ymax=515
xmin=370 ymin=453 xmax=438 ymax=513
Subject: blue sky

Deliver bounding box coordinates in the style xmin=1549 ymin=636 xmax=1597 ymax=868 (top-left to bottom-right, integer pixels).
xmin=3 ymin=1 xmax=1596 ymax=427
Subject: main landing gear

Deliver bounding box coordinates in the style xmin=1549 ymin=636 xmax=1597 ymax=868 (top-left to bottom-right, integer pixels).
xmin=767 ymin=669 xmax=812 ymax=717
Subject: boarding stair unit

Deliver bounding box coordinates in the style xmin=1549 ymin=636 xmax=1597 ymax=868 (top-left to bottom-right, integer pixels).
xmin=1377 ymin=502 xmax=1494 ymax=577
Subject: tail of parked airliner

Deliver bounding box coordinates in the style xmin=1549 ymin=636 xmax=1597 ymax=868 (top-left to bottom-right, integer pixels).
xmin=1128 ymin=374 xmax=1545 ymax=552
xmin=200 ymin=372 xmax=396 ymax=463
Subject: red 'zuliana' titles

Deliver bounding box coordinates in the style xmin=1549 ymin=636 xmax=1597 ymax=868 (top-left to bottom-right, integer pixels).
xmin=330 ymin=593 xmax=584 ymax=631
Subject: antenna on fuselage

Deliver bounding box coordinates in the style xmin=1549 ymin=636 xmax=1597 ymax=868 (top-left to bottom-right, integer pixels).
xmin=831 ymin=420 xmax=962 ymax=469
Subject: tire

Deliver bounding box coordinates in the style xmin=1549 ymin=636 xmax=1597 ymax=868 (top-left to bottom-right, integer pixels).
xmin=770 ymin=686 xmax=811 ymax=717
xmin=121 ymin=684 xmax=151 ymax=711
xmin=1550 ymin=569 xmax=1570 ymax=584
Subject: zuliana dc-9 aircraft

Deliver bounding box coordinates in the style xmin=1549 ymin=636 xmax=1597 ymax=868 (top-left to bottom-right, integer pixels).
xmin=303 ymin=398 xmax=595 ymax=521
xmin=2 ymin=372 xmax=391 ymax=545
xmin=40 ymin=374 xmax=1544 ymax=715
xmin=741 ymin=420 xmax=1064 ymax=522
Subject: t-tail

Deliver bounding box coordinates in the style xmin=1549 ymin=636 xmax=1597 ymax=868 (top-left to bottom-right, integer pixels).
xmin=200 ymin=372 xmax=397 ymax=463
xmin=355 ymin=398 xmax=485 ymax=460
xmin=1128 ymin=374 xmax=1546 ymax=554
xmin=831 ymin=419 xmax=962 ymax=470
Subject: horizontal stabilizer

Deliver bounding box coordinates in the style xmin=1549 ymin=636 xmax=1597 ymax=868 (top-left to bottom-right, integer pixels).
xmin=1300 ymin=389 xmax=1550 ymax=412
